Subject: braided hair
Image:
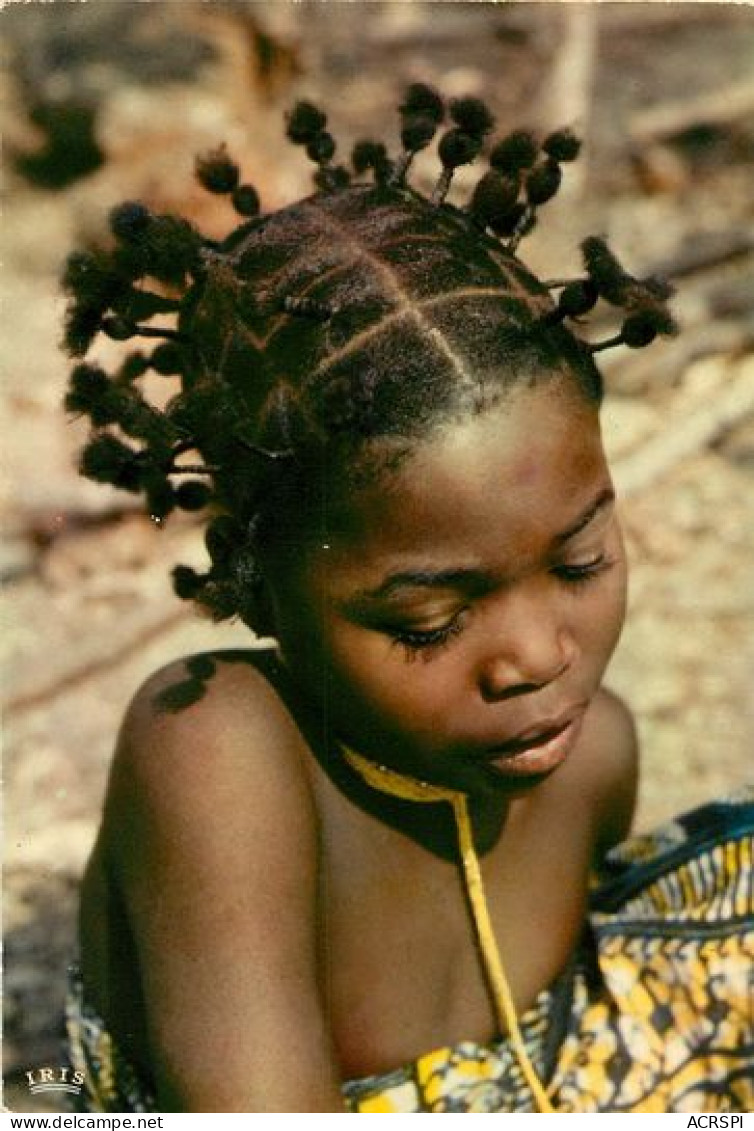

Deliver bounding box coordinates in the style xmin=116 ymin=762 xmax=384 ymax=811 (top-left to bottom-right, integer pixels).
xmin=63 ymin=85 xmax=676 ymax=631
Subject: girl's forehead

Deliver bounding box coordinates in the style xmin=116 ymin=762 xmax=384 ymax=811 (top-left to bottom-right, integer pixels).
xmin=361 ymin=385 xmax=598 ymax=502
xmin=327 ymin=384 xmax=607 ymax=557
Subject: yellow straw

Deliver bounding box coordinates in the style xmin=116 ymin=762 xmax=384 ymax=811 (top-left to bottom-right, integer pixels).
xmin=342 ymin=747 xmax=556 ymax=1113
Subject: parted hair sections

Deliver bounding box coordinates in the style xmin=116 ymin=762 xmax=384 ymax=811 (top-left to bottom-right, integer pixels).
xmin=63 ymin=85 xmax=676 ymax=627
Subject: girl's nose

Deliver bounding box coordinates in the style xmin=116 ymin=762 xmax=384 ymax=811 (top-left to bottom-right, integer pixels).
xmin=477 ymin=590 xmax=575 ymax=701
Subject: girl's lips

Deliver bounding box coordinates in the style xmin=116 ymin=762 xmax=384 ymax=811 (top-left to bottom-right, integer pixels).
xmin=482 ymin=713 xmax=584 ymax=779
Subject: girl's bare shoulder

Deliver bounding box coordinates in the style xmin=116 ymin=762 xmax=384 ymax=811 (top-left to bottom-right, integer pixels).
xmin=101 ymin=649 xmax=316 ymax=866
xmin=572 ymin=686 xmax=639 ymax=856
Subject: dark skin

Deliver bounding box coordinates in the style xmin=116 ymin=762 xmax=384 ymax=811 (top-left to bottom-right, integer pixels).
xmin=79 ymin=380 xmax=638 ymax=1111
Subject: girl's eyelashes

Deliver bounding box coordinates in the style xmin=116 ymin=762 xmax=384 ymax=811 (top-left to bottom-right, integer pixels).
xmin=388 ymin=615 xmax=466 ymax=661
xmin=554 ymin=553 xmax=614 ymax=588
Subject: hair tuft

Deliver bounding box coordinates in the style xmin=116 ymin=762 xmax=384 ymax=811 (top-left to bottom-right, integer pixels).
xmin=490 ymin=131 xmax=538 ymax=174
xmin=582 ymin=237 xmax=631 ymax=305
xmin=109 ymin=201 xmax=152 ymax=243
xmin=438 ymin=128 xmax=483 ymax=170
xmin=62 ymin=250 xmax=128 ymax=310
xmin=399 ymin=83 xmax=445 ymax=125
xmin=449 ymin=97 xmax=495 ymax=138
xmin=305 ymin=131 xmax=336 ymax=165
xmin=543 ymin=129 xmax=581 ymax=163
xmin=149 ymin=342 xmax=185 ymax=375
xmin=401 ymin=115 xmax=438 ymax=154
xmin=64 ymin=305 xmax=106 ymax=357
xmin=490 ymin=201 xmax=528 ymax=238
xmin=64 ymin=363 xmax=111 ymax=418
xmin=231 ymin=184 xmax=260 ymax=217
xmin=286 ymin=101 xmax=327 ymax=144
xmin=79 ymin=434 xmax=142 ymax=490
xmin=117 ymin=352 xmax=151 ymax=383
xmin=351 ymin=140 xmax=391 ymax=182
xmin=469 ymin=170 xmax=520 ymax=231
xmin=195 ymin=145 xmax=240 ymax=195
xmin=175 ymin=480 xmax=213 ymax=511
xmin=172 ymin=564 xmax=209 ymax=600
xmin=102 ymin=315 xmax=137 ymax=342
xmin=135 ymin=215 xmax=203 ymax=286
xmin=557 ymin=279 xmax=599 ymax=319
xmin=525 ymin=158 xmax=562 ymax=206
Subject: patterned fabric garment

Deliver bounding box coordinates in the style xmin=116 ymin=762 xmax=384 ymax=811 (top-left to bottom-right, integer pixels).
xmin=65 ymin=791 xmax=754 ymax=1113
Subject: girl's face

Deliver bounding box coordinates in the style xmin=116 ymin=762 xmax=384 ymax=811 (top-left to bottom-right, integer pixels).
xmin=271 ymin=381 xmax=627 ymax=799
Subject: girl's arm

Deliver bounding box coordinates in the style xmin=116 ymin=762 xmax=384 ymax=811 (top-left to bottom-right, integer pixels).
xmin=104 ymin=659 xmax=346 ymax=1113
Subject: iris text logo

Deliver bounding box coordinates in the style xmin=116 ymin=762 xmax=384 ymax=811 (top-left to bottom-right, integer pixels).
xmin=24 ymin=1067 xmax=84 ymax=1097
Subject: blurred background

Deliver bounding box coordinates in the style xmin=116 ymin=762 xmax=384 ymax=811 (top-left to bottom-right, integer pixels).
xmin=2 ymin=0 xmax=753 ymax=1112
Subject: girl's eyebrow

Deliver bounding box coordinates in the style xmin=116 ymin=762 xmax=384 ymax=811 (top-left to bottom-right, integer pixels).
xmin=356 ymin=568 xmax=488 ymax=603
xmin=552 ymin=486 xmax=615 ymax=547
xmin=353 ymin=486 xmax=616 ymax=603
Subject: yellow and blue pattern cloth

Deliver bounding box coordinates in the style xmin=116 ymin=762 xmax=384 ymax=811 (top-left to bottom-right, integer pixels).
xmin=66 ymin=790 xmax=754 ymax=1113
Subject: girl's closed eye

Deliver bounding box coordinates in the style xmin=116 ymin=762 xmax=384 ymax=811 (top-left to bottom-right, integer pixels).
xmin=555 ymin=551 xmax=615 ymax=588
xmin=387 ymin=612 xmax=467 ymax=661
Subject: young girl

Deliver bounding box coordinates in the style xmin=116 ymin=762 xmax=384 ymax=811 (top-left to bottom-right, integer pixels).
xmin=62 ymin=87 xmax=753 ymax=1113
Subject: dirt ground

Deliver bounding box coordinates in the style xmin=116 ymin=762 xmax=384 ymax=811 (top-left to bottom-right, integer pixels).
xmin=2 ymin=2 xmax=752 ymax=1113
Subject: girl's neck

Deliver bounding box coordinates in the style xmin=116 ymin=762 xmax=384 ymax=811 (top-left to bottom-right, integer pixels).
xmin=341 ymin=747 xmax=513 ymax=859
xmin=260 ymin=648 xmax=511 ymax=858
